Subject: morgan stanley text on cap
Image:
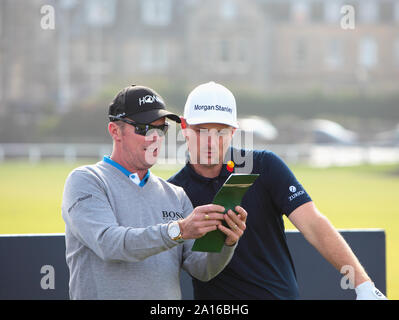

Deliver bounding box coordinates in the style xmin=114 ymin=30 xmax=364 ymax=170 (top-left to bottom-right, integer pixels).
xmin=183 ymin=81 xmax=239 ymax=128
xmin=109 ymin=85 xmax=181 ymax=124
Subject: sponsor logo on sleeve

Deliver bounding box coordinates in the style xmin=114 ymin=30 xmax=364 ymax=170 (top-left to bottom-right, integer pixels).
xmin=288 ymin=185 xmax=305 ymax=202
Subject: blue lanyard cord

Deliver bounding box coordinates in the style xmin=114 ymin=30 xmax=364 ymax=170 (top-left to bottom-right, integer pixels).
xmin=103 ymin=156 xmax=150 ymax=187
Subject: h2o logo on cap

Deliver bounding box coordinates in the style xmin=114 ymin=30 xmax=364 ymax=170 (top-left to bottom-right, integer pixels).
xmin=139 ymin=95 xmax=162 ymax=106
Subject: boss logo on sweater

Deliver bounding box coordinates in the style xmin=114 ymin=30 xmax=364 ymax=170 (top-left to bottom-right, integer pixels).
xmin=162 ymin=210 xmax=183 ymax=221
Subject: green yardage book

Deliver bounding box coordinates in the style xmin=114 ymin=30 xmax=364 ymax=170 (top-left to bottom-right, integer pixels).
xmin=191 ymin=174 xmax=259 ymax=253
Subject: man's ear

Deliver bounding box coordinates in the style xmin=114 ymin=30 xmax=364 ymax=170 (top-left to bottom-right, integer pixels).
xmin=108 ymin=122 xmax=122 ymax=142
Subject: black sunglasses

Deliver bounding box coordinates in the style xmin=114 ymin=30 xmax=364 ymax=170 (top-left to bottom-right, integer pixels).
xmin=110 ymin=116 xmax=169 ymax=136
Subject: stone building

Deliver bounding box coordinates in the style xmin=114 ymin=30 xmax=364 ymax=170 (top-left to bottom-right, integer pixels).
xmin=0 ymin=0 xmax=398 ymax=116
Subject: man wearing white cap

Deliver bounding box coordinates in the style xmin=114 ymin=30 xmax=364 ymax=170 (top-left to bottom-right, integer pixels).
xmin=168 ymin=81 xmax=387 ymax=300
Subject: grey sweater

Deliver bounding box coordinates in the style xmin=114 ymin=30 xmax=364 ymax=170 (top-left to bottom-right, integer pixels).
xmin=61 ymin=160 xmax=236 ymax=299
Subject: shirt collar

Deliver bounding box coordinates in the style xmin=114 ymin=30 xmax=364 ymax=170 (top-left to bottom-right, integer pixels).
xmin=103 ymin=156 xmax=150 ymax=187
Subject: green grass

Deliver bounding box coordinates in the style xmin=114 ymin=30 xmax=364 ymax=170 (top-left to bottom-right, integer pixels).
xmin=0 ymin=160 xmax=398 ymax=299
xmin=0 ymin=160 xmax=180 ymax=234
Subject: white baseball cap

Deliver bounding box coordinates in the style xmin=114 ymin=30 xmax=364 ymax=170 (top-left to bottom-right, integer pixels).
xmin=183 ymin=81 xmax=239 ymax=128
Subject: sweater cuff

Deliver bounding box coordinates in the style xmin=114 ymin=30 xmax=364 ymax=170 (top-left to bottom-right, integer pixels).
xmin=221 ymin=240 xmax=238 ymax=253
xmin=160 ymin=222 xmax=182 ymax=248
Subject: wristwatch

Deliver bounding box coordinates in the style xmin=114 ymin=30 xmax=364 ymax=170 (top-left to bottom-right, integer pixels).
xmin=167 ymin=221 xmax=184 ymax=243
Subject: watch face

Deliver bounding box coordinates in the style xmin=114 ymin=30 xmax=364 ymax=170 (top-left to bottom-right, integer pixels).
xmin=168 ymin=223 xmax=180 ymax=238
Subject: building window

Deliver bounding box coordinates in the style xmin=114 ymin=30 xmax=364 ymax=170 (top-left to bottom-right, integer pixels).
xmin=358 ymin=37 xmax=378 ymax=68
xmin=358 ymin=0 xmax=378 ymax=23
xmin=325 ymin=39 xmax=344 ymax=70
xmin=220 ymin=0 xmax=237 ymax=20
xmin=324 ymin=0 xmax=343 ymax=24
xmin=310 ymin=1 xmax=324 ymax=22
xmin=213 ymin=38 xmax=249 ymax=74
xmin=141 ymin=0 xmax=172 ymax=26
xmin=394 ymin=39 xmax=399 ymax=68
xmin=236 ymin=39 xmax=250 ymax=73
xmin=219 ymin=39 xmax=230 ymax=63
xmin=395 ymin=1 xmax=399 ymax=23
xmin=237 ymin=39 xmax=248 ymax=63
xmin=291 ymin=1 xmax=310 ymax=23
xmin=294 ymin=38 xmax=308 ymax=69
xmin=271 ymin=2 xmax=290 ymax=22
xmin=379 ymin=1 xmax=394 ymax=24
xmin=140 ymin=40 xmax=168 ymax=72
xmin=85 ymin=0 xmax=117 ymax=27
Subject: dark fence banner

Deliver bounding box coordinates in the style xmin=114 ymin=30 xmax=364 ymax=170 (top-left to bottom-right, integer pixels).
xmin=0 ymin=230 xmax=386 ymax=300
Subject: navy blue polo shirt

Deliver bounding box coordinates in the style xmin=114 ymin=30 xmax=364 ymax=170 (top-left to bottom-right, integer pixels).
xmin=168 ymin=148 xmax=312 ymax=299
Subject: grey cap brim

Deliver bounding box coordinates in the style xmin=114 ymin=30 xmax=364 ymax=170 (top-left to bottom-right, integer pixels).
xmin=127 ymin=109 xmax=181 ymax=124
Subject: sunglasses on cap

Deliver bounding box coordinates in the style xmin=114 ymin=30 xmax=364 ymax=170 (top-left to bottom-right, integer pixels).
xmin=109 ymin=115 xmax=169 ymax=136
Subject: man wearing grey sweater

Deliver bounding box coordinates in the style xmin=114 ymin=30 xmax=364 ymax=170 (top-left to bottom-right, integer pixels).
xmin=61 ymin=85 xmax=247 ymax=300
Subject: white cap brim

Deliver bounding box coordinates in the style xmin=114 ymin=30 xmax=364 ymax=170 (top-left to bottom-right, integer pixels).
xmin=186 ymin=117 xmax=239 ymax=128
